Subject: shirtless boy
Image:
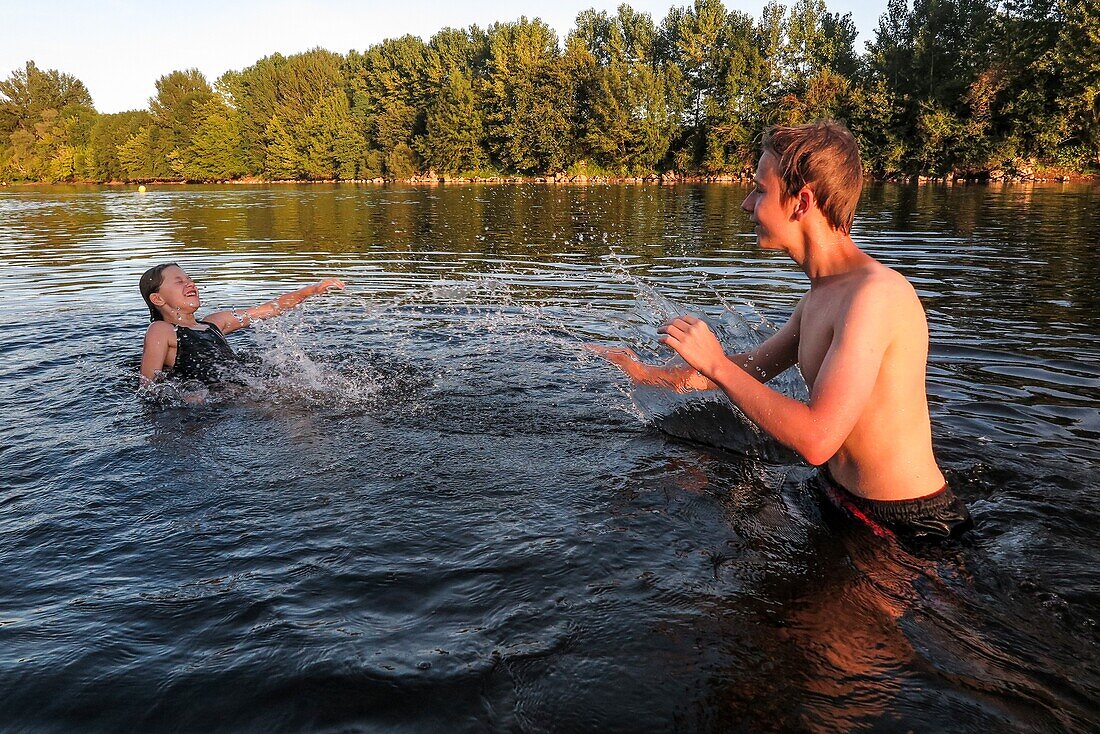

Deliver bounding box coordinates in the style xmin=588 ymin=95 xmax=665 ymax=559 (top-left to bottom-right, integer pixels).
xmin=594 ymin=121 xmax=972 ymax=541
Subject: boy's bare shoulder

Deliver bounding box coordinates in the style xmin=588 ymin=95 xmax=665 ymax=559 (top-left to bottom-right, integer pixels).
xmin=855 ymin=262 xmax=920 ymax=307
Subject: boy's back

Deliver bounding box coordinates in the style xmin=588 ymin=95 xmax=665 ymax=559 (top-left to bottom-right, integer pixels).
xmin=795 ymin=256 xmax=944 ymax=500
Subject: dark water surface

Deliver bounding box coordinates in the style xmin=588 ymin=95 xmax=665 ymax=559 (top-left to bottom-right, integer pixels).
xmin=1 ymin=183 xmax=1097 ymax=733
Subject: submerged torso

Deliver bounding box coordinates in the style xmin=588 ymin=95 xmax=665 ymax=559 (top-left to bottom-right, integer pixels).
xmin=170 ymin=321 xmax=238 ymax=383
xmin=796 ymin=265 xmax=946 ymax=501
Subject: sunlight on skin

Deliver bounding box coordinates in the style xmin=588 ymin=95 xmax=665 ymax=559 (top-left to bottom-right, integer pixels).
xmin=591 ymin=146 xmax=949 ymax=504
xmin=140 ymin=264 xmax=345 ymax=387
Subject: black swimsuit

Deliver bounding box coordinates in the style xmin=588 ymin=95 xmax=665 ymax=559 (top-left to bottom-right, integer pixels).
xmin=814 ymin=465 xmax=973 ymax=542
xmin=172 ymin=321 xmax=238 ymax=383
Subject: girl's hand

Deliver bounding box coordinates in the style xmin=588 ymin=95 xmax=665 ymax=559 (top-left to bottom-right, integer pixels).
xmin=658 ymin=316 xmax=726 ymax=379
xmin=313 ymin=278 xmax=346 ymax=295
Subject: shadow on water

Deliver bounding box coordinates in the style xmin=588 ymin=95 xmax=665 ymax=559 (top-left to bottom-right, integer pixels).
xmin=0 ymin=183 xmax=1098 ymax=732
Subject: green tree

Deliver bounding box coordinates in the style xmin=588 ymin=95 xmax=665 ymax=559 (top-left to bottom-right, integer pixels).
xmin=419 ymin=26 xmax=492 ymax=173
xmin=0 ymin=62 xmax=95 ymax=181
xmin=384 ymin=142 xmax=418 ymax=178
xmin=87 ymin=110 xmax=153 ymax=181
xmin=859 ymin=0 xmax=1003 ymax=175
xmin=117 ymin=126 xmax=163 ymax=180
xmin=346 ymin=36 xmax=435 ymax=175
xmin=0 ymin=61 xmax=92 ymax=138
xmin=915 ymin=100 xmax=965 ymax=174
xmin=2 ymin=2 xmax=1094 ymax=183
xmin=860 ymin=0 xmax=920 ymax=174
xmin=301 ymin=91 xmax=364 ymax=179
xmin=660 ymin=0 xmax=765 ymax=172
xmin=570 ymin=11 xmax=631 ymax=169
xmin=990 ymin=0 xmax=1063 ymax=164
xmin=482 ymin=17 xmax=576 ymax=173
xmin=1 ymin=103 xmax=98 ymax=182
xmin=1054 ymin=0 xmax=1100 ymax=163
xmin=429 ymin=26 xmax=491 ymax=79
xmin=569 ymin=6 xmax=677 ymax=173
xmin=222 ymin=49 xmax=347 ymax=175
xmin=783 ymin=0 xmax=858 ymax=80
xmin=423 ymin=67 xmax=486 ymax=173
xmin=149 ymin=69 xmax=214 ymax=169
xmin=263 ymin=114 xmax=304 ymax=179
xmin=760 ymin=0 xmax=858 ymax=128
xmin=174 ymin=97 xmax=247 ymax=180
xmin=46 ymin=104 xmax=97 ymax=181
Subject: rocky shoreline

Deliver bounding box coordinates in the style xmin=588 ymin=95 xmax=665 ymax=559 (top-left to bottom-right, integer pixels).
xmin=2 ymin=169 xmax=1095 ymax=187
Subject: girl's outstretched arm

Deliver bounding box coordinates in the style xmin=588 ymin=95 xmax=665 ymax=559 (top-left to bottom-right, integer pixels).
xmin=206 ymin=278 xmax=345 ymax=334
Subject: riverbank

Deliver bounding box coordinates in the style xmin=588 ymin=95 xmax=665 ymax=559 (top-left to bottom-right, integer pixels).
xmin=2 ymin=170 xmax=1096 ymax=187
xmin=6 ymin=172 xmax=1091 ymax=188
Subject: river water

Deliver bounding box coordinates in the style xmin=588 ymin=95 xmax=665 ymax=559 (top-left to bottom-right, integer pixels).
xmin=1 ymin=183 xmax=1097 ymax=732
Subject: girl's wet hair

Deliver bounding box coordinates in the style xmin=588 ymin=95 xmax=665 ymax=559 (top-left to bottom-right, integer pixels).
xmin=139 ymin=263 xmax=179 ymax=322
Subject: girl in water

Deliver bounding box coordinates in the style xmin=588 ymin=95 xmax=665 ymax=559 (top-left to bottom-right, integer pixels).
xmin=138 ymin=263 xmax=344 ymax=386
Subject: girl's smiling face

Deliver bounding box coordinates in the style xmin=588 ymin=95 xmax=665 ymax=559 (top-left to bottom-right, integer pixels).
xmin=149 ymin=265 xmax=201 ymax=316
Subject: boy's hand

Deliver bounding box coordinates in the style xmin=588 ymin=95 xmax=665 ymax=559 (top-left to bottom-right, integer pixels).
xmin=658 ymin=316 xmax=725 ymax=379
xmin=586 ymin=342 xmax=713 ymax=392
xmin=313 ymin=278 xmax=346 ymax=295
xmin=585 ymin=344 xmax=641 ymax=372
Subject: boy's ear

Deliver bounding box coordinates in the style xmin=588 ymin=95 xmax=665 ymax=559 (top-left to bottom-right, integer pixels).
xmin=150 ymin=293 xmax=166 ymax=307
xmin=792 ymin=187 xmax=815 ymax=220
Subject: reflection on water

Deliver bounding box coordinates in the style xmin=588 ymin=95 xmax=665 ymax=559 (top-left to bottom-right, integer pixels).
xmin=0 ymin=183 xmax=1097 ymax=732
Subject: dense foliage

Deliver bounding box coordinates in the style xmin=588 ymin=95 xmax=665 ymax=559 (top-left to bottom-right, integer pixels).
xmin=2 ymin=0 xmax=1096 ymax=182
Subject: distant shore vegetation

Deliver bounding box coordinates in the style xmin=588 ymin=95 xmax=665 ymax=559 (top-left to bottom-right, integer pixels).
xmin=1 ymin=0 xmax=1097 ymax=185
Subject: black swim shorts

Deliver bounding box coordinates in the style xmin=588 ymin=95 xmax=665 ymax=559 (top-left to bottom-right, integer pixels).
xmin=814 ymin=467 xmax=973 ymax=542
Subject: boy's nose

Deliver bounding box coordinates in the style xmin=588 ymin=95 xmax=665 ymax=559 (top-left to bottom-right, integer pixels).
xmin=740 ymin=195 xmax=752 ymax=213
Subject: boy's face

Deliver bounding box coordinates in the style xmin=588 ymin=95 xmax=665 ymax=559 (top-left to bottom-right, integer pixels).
xmin=741 ymin=152 xmax=797 ymax=251
xmin=150 ymin=266 xmax=200 ymax=315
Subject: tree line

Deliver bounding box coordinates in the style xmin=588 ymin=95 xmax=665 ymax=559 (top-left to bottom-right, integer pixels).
xmin=1 ymin=0 xmax=1096 ymax=184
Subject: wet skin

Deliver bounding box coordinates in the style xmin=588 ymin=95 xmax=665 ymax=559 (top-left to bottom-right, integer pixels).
xmin=139 ymin=265 xmax=345 ymax=384
xmin=599 ymin=152 xmax=946 ymax=501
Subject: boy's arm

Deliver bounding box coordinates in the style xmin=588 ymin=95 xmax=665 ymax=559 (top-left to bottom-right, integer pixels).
xmin=139 ymin=321 xmax=173 ymax=385
xmin=206 ymin=278 xmax=345 ymax=334
xmin=587 ymin=346 xmax=715 ymax=391
xmin=589 ymin=299 xmax=804 ymax=392
xmin=659 ymin=287 xmax=890 ymax=465
xmin=733 ymin=298 xmax=804 ymax=383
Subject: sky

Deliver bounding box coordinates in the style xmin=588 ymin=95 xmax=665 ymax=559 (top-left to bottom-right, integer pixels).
xmin=2 ymin=0 xmax=886 ymax=114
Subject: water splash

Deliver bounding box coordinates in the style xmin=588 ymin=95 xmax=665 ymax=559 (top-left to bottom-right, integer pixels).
xmin=233 ymin=309 xmax=392 ymax=409
xmin=131 ymin=269 xmax=806 ymax=461
xmin=569 ymin=255 xmax=810 ymax=459
xmin=329 ymin=268 xmax=809 ymax=461
xmin=136 ymin=373 xmax=210 ymax=407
